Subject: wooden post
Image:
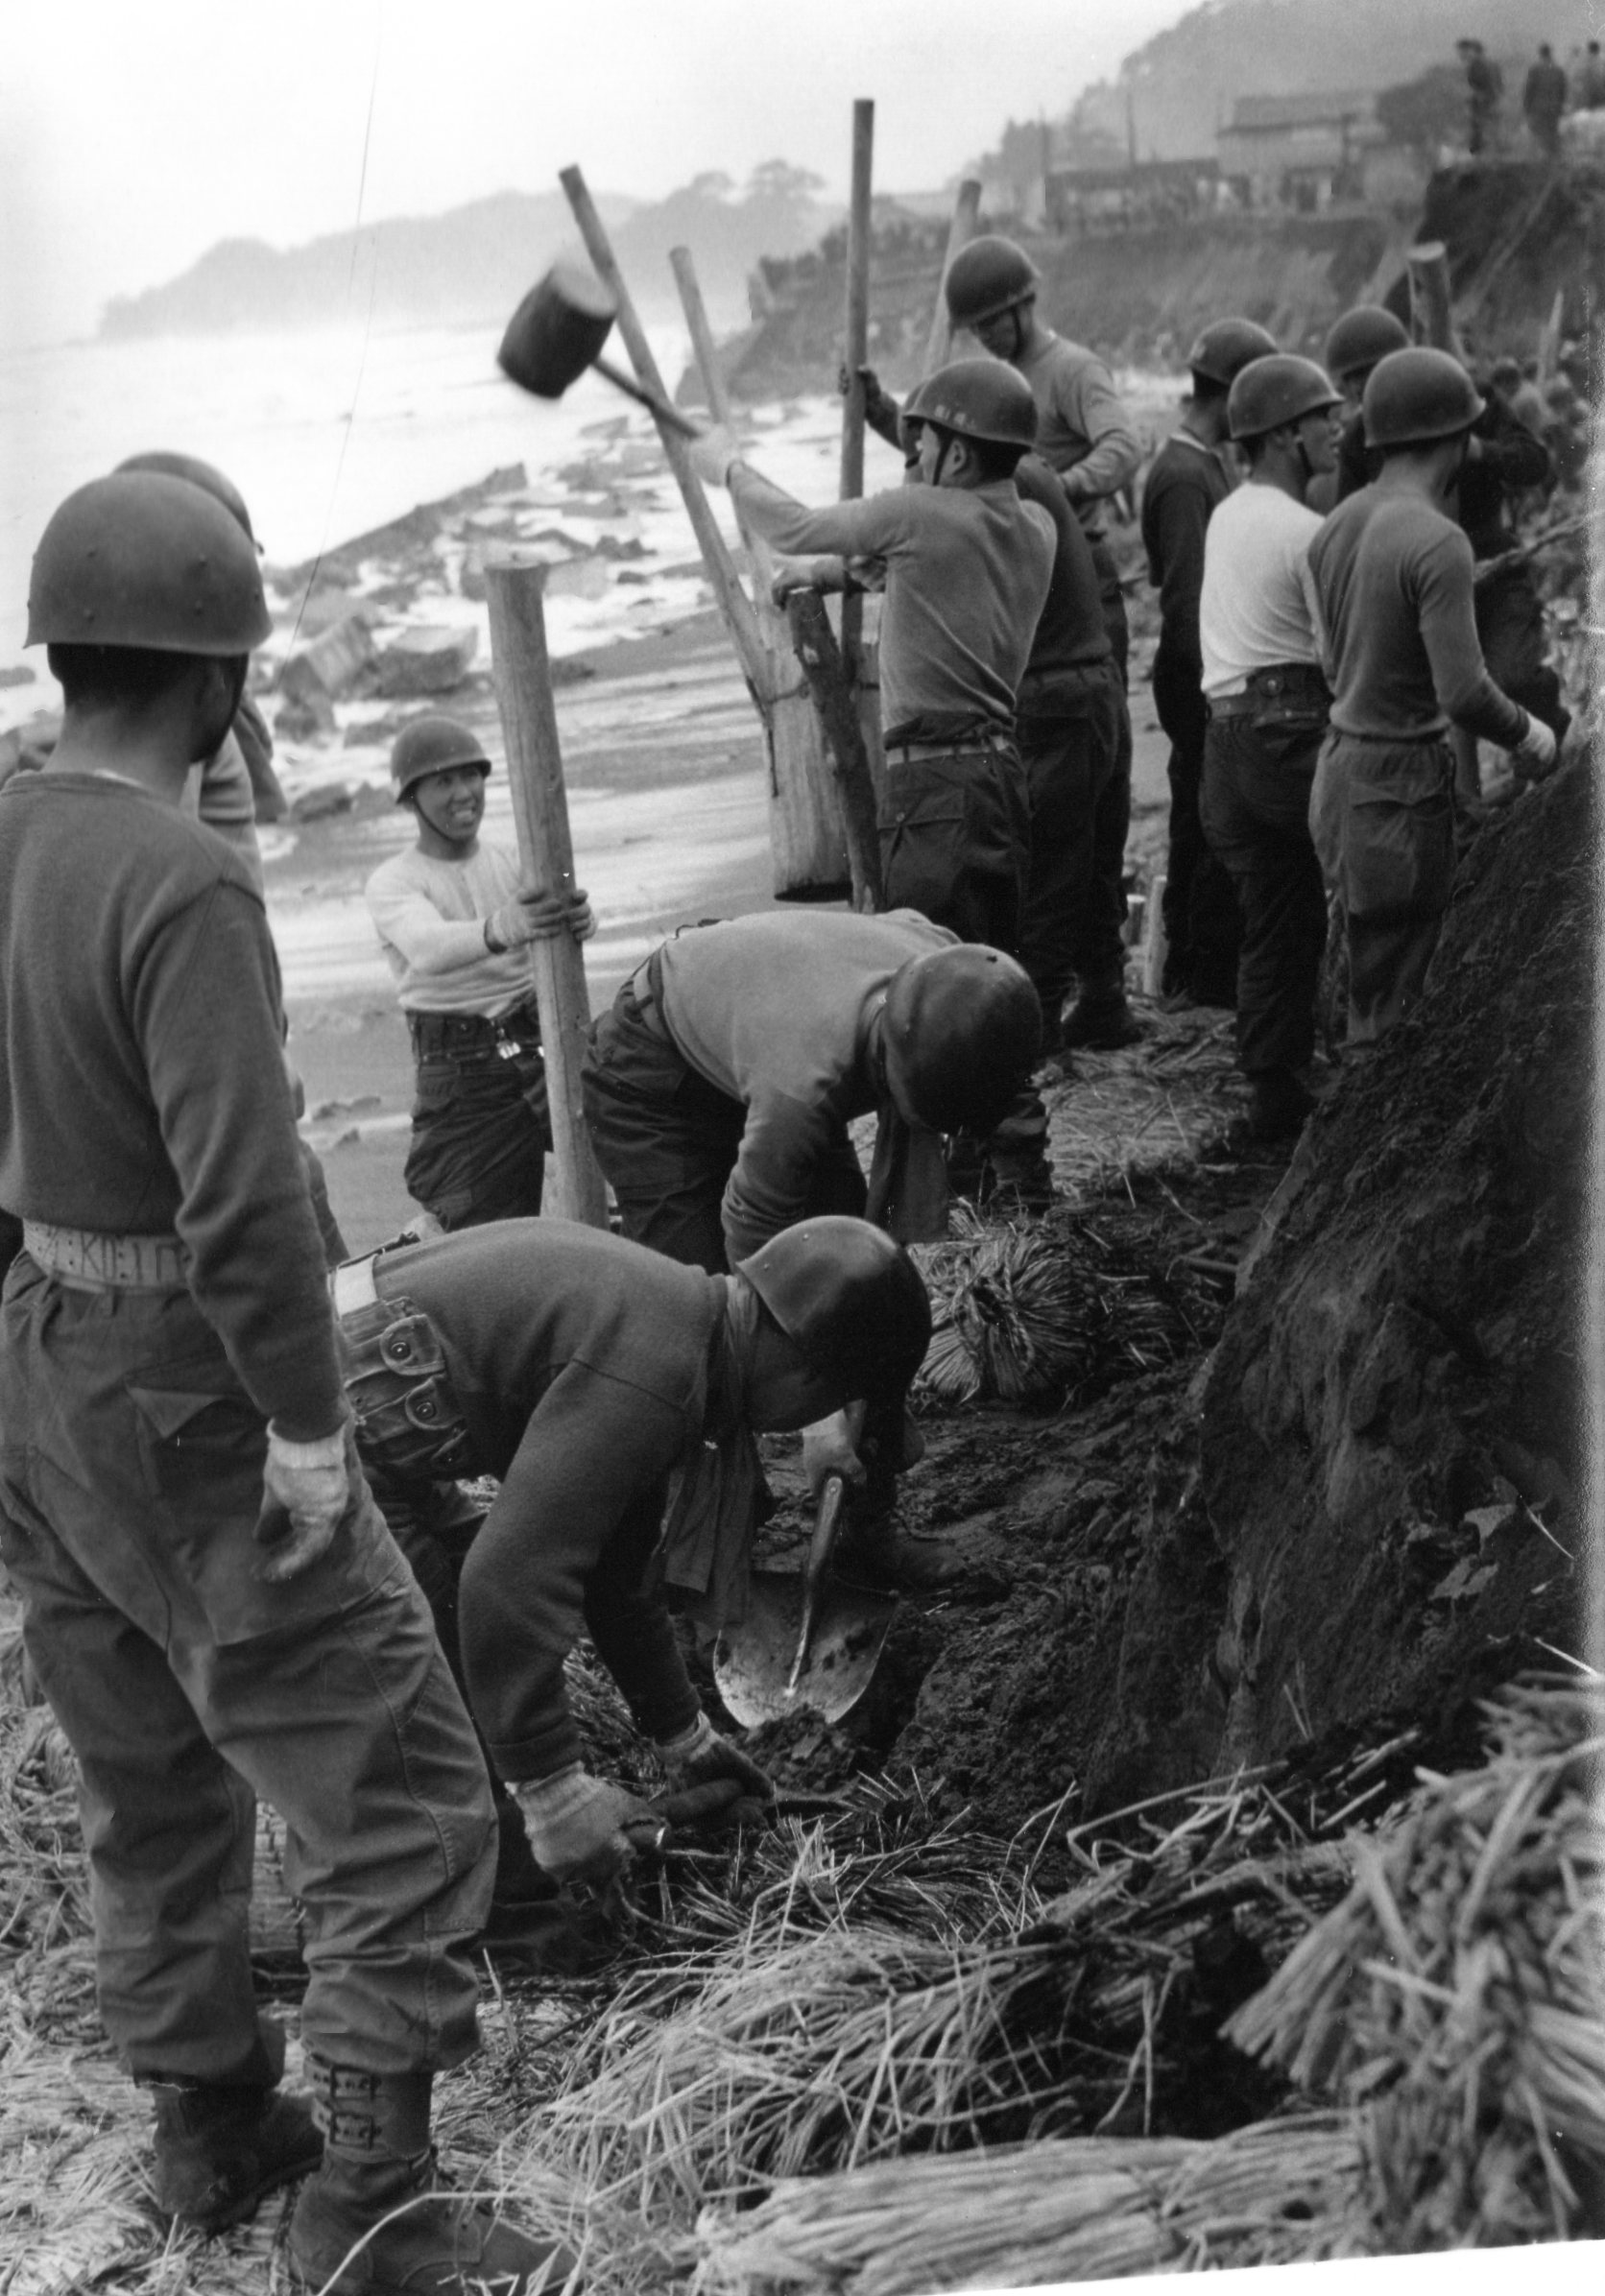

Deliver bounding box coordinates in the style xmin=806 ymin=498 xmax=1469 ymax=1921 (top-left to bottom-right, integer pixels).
xmin=559 ymin=165 xmax=767 ymax=695
xmin=923 ymin=179 xmax=983 ymax=376
xmin=839 ymin=100 xmax=874 ymax=680
xmin=667 ymin=242 xmax=852 ymax=905
xmin=484 ymin=549 xmax=609 ymax=1228
xmin=1406 ymin=242 xmax=1456 ymax=353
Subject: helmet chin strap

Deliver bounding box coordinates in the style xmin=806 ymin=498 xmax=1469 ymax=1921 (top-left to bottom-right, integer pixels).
xmin=930 ymin=430 xmax=957 ymax=488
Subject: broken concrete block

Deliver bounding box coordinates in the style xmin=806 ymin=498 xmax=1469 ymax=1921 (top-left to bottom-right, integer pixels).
xmin=275 ymin=688 xmax=337 ymax=741
xmin=0 ymin=710 xmax=61 ymax=785
xmin=543 ymin=557 xmax=610 ymax=601
xmin=289 ymin=781 xmax=356 ymax=824
xmin=298 ymin=588 xmax=375 ymax=638
xmin=373 ymin=625 xmax=479 ymax=699
xmin=0 ymin=666 xmax=36 ymax=689
xmin=280 ymin=613 xmax=375 ymax=705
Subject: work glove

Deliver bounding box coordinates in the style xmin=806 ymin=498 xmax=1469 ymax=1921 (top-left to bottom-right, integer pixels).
xmin=484 ymin=886 xmax=596 ymax=952
xmin=687 ymin=425 xmax=741 ymax=490
xmin=516 ymin=1764 xmax=669 ymax=1887
xmin=1510 ymin=711 xmax=1559 ymax=782
xmin=653 ymin=1710 xmax=774 ymax=1803
xmin=256 ymin=1423 xmax=350 ymax=1582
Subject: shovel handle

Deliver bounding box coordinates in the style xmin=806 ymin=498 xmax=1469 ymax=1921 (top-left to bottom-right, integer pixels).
xmin=787 ymin=1473 xmax=849 ymax=1695
xmin=590 ymin=353 xmax=701 ymax=440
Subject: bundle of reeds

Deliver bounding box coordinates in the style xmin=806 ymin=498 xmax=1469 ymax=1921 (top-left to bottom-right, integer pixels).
xmin=691 ymin=2111 xmax=1365 ymax=2294
xmin=912 ymin=1208 xmax=1193 ymax=1406
xmin=1228 ymin=1677 xmax=1605 ymax=2247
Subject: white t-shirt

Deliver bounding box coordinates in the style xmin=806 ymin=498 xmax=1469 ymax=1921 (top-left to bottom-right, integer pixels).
xmin=365 ymin=838 xmax=536 ymax=1016
xmin=1199 ymin=482 xmax=1326 ymax=697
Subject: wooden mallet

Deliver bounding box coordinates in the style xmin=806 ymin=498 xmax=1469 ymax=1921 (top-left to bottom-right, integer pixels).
xmin=498 ymin=263 xmax=699 ymax=438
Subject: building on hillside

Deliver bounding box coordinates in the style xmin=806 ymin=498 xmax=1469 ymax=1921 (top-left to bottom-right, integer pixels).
xmin=1044 ymin=157 xmax=1225 ymax=234
xmin=1217 ymin=90 xmax=1394 ymax=210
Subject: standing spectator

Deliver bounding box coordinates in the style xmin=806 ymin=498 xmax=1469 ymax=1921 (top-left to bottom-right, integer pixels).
xmin=1139 ymin=318 xmax=1276 ymax=1005
xmin=1523 ymin=44 xmax=1569 ymax=155
xmin=365 ymin=716 xmax=593 ymax=1231
xmin=1575 ymin=39 xmax=1605 ymax=108
xmin=1457 ymin=38 xmax=1504 ymax=155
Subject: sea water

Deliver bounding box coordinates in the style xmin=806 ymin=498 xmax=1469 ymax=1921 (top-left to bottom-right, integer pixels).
xmin=0 ymin=316 xmax=700 ymax=704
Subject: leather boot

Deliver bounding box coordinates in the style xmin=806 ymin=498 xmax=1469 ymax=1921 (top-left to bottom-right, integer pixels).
xmin=290 ymin=2062 xmax=574 ymax=2294
xmin=149 ymin=2019 xmax=322 ymax=2234
xmin=1061 ymin=976 xmax=1143 ymax=1050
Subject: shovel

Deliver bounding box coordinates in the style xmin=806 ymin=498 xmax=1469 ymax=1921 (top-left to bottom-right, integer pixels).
xmin=498 ymin=263 xmax=700 ymax=438
xmin=714 ymin=1472 xmax=898 ymax=1729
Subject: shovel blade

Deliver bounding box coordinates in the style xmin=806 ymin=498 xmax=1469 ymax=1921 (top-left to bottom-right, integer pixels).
xmin=714 ymin=1568 xmax=896 ymax=1729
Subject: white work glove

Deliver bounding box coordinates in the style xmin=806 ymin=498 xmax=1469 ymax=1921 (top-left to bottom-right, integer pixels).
xmin=1509 ymin=712 xmax=1559 ymax=782
xmin=257 ymin=1423 xmax=350 ymax=1583
xmin=654 ymin=1710 xmax=774 ymax=1802
xmin=516 ymin=1764 xmax=666 ymax=1887
xmin=687 ymin=424 xmax=741 ymax=490
xmin=484 ymin=886 xmax=596 ymax=953
xmin=801 ymin=1409 xmax=866 ymax=1495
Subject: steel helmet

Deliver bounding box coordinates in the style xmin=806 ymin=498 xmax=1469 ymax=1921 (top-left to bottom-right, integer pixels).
xmin=904 ymin=361 xmax=1038 ymax=452
xmin=25 ymin=471 xmax=271 ymax=655
xmin=1323 ymin=305 xmax=1409 ymax=386
xmin=390 ymin=714 xmax=491 ymax=801
xmin=1186 ymin=318 xmax=1278 ymax=388
xmin=1362 ymin=347 xmax=1484 ymax=449
xmin=944 ymin=235 xmax=1041 ymax=329
xmin=882 ymin=944 xmax=1042 ymax=1134
xmin=737 ymin=1216 xmax=931 ymax=1401
xmin=1228 ymin=355 xmax=1342 ymax=442
xmin=115 ymin=449 xmax=255 ymax=543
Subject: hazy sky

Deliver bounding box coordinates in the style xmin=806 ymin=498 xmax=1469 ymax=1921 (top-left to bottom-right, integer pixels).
xmin=3 ymin=0 xmax=1192 ymax=346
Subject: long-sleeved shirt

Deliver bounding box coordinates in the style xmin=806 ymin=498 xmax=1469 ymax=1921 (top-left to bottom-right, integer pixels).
xmin=1013 ymin=331 xmax=1141 ymax=538
xmin=0 ymin=771 xmax=343 ymax=1437
xmin=656 ymin=907 xmax=957 ymax=1265
xmin=375 ymin=1222 xmax=723 ymax=1778
xmin=1140 ymin=431 xmax=1234 ymax=679
xmin=731 ymin=466 xmax=1054 ymax=742
xmin=1014 ymin=454 xmax=1111 ymax=684
xmin=365 ymin=837 xmax=537 ymax=1016
xmin=1199 ymin=482 xmax=1327 ymax=697
xmin=1307 ymin=487 xmax=1529 ymax=746
xmin=1335 ymin=395 xmax=1551 ymax=555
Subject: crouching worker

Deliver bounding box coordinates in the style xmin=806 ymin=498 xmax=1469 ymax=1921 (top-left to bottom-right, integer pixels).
xmin=0 ymin=474 xmax=565 ymax=2294
xmin=331 ymin=1214 xmax=931 ymax=1887
xmin=580 ymin=911 xmax=1038 ymax=1574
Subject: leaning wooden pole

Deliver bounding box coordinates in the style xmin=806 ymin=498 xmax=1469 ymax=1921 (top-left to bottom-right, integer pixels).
xmin=839 ymin=99 xmax=875 ymax=680
xmin=672 ymin=244 xmax=880 ymax=912
xmin=484 ymin=549 xmax=609 ymax=1228
xmin=922 ymin=178 xmax=983 ymax=377
xmin=559 ymin=164 xmax=767 ymax=693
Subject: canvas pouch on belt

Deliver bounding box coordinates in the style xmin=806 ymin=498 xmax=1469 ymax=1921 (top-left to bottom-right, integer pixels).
xmin=333 ymin=1258 xmax=472 ymax=1480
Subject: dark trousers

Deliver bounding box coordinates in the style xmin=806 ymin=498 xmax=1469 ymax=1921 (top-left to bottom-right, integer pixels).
xmin=1200 ymin=716 xmax=1329 ymax=1077
xmin=0 ymin=1262 xmax=493 ymax=2083
xmin=581 ymin=984 xmax=866 ymax=1275
xmin=403 ymin=1040 xmax=551 ymax=1231
xmin=1063 ymin=542 xmax=1136 ymax=999
xmin=1309 ymin=732 xmax=1457 ymax=1045
xmin=1017 ymin=664 xmax=1124 ymax=1035
xmin=877 ymin=744 xmax=1031 ymax=956
xmin=1154 ymin=648 xmax=1242 ymax=1003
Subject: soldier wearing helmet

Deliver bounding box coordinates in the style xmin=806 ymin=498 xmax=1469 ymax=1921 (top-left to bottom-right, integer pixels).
xmin=323 ymin=1213 xmax=928 ymax=1890
xmin=688 ymin=362 xmax=1053 ymax=965
xmin=944 ymin=234 xmax=1144 ymax=1050
xmin=114 ymin=449 xmax=288 ymax=881
xmin=0 ymin=477 xmax=565 ymax=2292
xmin=363 ymin=713 xmax=594 ymax=1231
xmin=1194 ymin=355 xmax=1342 ymax=1140
xmin=1139 ymin=319 xmax=1277 ymax=1012
xmin=581 ymin=909 xmax=1038 ymax=1574
xmin=1306 ymin=348 xmax=1558 ymax=1043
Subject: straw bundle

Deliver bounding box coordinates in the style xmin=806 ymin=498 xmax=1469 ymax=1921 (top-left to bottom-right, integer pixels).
xmin=1227 ymin=1677 xmax=1605 ymax=2246
xmin=912 ymin=1208 xmax=1193 ymax=1406
xmin=691 ymin=2111 xmax=1365 ymax=2294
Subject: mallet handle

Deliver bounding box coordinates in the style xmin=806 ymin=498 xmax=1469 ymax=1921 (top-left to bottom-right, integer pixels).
xmin=591 ymin=353 xmax=700 ymax=439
